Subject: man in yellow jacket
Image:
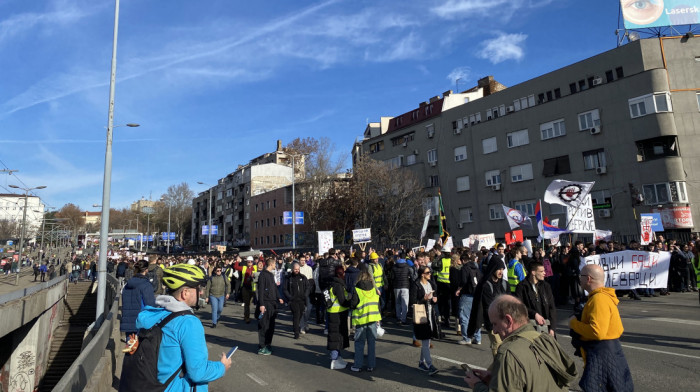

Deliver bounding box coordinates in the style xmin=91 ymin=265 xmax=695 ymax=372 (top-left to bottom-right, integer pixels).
xmin=569 ymin=264 xmax=633 ymax=392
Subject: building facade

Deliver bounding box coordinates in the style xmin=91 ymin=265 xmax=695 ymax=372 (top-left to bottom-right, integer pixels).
xmin=0 ymin=193 xmax=45 ymax=241
xmin=355 ymin=37 xmax=700 ymax=241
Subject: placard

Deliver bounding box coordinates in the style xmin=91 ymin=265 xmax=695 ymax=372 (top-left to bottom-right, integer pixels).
xmin=580 ymin=250 xmax=670 ymax=289
xmin=318 ymin=231 xmax=334 ymax=255
xmin=567 ymin=195 xmax=596 ymax=233
xmin=352 ymin=228 xmax=372 ymax=243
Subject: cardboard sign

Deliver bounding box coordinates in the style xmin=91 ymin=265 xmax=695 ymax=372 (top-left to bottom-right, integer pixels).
xmin=505 ymin=230 xmax=523 ymax=245
xmin=318 ymin=231 xmax=334 ymax=255
xmin=352 ymin=228 xmax=372 ymax=243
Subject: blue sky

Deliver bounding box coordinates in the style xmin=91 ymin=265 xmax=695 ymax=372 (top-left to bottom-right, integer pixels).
xmin=0 ymin=0 xmax=624 ymax=212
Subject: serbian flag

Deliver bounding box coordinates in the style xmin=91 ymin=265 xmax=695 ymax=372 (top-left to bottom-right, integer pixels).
xmin=536 ymin=200 xmax=570 ymax=240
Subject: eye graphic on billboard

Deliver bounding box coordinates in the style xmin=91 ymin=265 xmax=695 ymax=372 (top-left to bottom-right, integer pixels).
xmin=621 ymin=0 xmax=700 ymax=29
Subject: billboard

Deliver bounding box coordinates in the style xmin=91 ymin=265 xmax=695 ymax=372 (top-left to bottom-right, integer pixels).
xmin=621 ymin=0 xmax=700 ymax=29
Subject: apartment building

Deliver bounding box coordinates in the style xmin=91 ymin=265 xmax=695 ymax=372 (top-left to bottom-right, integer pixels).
xmin=355 ymin=36 xmax=700 ymax=240
xmin=0 ymin=193 xmax=45 ymax=240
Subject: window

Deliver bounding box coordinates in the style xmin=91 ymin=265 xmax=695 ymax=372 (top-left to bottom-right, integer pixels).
xmin=550 ymin=204 xmax=567 ymax=214
xmin=454 ymin=146 xmax=467 ymax=162
xmin=507 ymin=129 xmax=529 ymax=148
xmin=456 ymin=176 xmax=470 ymax=192
xmin=642 ymin=181 xmax=688 ymax=205
xmin=697 ymin=93 xmax=700 ymax=110
xmin=429 ymin=175 xmax=440 ymax=187
xmin=226 ymin=189 xmax=232 ymax=197
xmin=554 ymin=88 xmax=561 ymax=99
xmin=546 ymin=91 xmax=553 ymax=101
xmin=578 ymin=109 xmax=601 ymax=130
xmin=540 ymin=119 xmax=566 ymax=140
xmin=386 ymin=155 xmax=403 ymax=169
xmin=426 ymin=124 xmax=435 ymax=138
xmin=406 ymin=154 xmax=417 ymax=165
xmin=489 ymin=204 xmax=504 ymax=220
xmin=485 ymin=170 xmax=501 ymax=186
xmin=569 ymin=83 xmax=577 ymax=94
xmin=615 ymin=67 xmax=624 ymax=78
xmin=255 ymin=204 xmax=259 ymax=212
xmin=513 ymin=200 xmax=536 ymax=216
xmin=459 ymin=207 xmax=473 ymax=223
xmin=216 ymin=205 xmax=222 ymax=213
xmin=482 ymin=137 xmax=497 ymax=154
xmin=635 ymin=136 xmax=679 ymax=161
xmin=628 ymin=93 xmax=672 ymax=118
xmin=510 ymin=163 xmax=533 ymax=182
xmin=605 ymin=70 xmax=614 ymax=83
xmin=542 ymin=156 xmax=571 ymax=176
xmin=273 ymin=199 xmax=276 ymax=207
xmin=590 ymin=190 xmax=612 ymax=209
xmin=528 ymin=95 xmax=535 ymax=107
xmin=427 ymin=149 xmax=437 ymax=163
xmin=583 ymin=149 xmax=607 ymax=170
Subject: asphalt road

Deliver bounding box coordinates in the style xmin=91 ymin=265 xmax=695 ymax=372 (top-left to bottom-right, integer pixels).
xmin=191 ymin=291 xmax=700 ymax=392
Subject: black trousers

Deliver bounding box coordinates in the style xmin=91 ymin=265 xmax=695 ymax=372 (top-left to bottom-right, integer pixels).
xmin=256 ymin=303 xmax=277 ymax=348
xmin=290 ymin=300 xmax=305 ymax=337
xmin=437 ymin=282 xmax=451 ymax=323
xmin=314 ymin=293 xmax=326 ymax=324
xmin=241 ymin=286 xmax=254 ymax=321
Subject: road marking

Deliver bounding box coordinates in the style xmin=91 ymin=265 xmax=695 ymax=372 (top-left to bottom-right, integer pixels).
xmin=247 ymin=373 xmax=268 ymax=386
xmin=432 ymin=355 xmax=486 ymax=370
xmin=557 ymin=334 xmax=700 ymax=360
xmin=647 ymin=317 xmax=700 ymax=326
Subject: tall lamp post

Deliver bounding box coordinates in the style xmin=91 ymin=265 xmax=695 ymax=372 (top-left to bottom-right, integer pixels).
xmin=9 ymin=184 xmax=46 ymax=285
xmin=160 ymin=197 xmax=172 ymax=254
xmin=197 ymin=181 xmax=213 ymax=252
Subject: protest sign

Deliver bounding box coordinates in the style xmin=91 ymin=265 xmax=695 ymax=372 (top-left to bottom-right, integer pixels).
xmin=443 ymin=237 xmax=454 ymax=252
xmin=640 ymin=216 xmax=654 ymax=245
xmin=594 ymin=229 xmax=612 ymax=243
xmin=580 ymin=250 xmax=670 ymax=289
xmin=318 ymin=231 xmax=334 ymax=255
xmin=567 ymin=195 xmax=596 ymax=233
xmin=352 ymin=228 xmax=372 ymax=243
xmin=505 ymin=230 xmax=523 ymax=245
xmin=426 ymin=239 xmax=436 ymax=250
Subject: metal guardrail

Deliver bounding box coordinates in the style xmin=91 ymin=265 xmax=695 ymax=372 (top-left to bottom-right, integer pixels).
xmin=51 ymin=274 xmax=120 ymax=392
xmin=0 ymin=274 xmax=67 ymax=306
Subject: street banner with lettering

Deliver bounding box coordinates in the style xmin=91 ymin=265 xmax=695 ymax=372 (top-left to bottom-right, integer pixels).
xmin=318 ymin=231 xmax=334 ymax=255
xmin=566 ymin=195 xmax=596 ymax=233
xmin=580 ymin=250 xmax=671 ymax=289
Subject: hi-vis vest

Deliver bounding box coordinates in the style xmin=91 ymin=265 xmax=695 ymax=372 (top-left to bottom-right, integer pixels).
xmin=352 ymin=287 xmax=381 ymax=326
xmin=371 ymin=263 xmax=384 ymax=288
xmin=328 ymin=286 xmax=349 ymax=313
xmin=242 ymin=265 xmax=258 ymax=291
xmin=436 ymin=258 xmax=451 ymax=284
xmin=507 ymin=260 xmax=523 ymax=293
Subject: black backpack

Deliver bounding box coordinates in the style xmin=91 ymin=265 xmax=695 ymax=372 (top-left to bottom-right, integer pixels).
xmin=146 ymin=267 xmax=159 ymax=293
xmin=119 ymin=310 xmax=191 ymax=392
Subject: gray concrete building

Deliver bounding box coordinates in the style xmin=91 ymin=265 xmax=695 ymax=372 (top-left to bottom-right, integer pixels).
xmin=354 ymin=36 xmax=700 ymax=242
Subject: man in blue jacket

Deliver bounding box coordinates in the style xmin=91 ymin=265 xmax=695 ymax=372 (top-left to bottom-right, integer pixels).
xmin=132 ymin=264 xmax=231 ymax=391
xmin=120 ymin=260 xmax=156 ymax=338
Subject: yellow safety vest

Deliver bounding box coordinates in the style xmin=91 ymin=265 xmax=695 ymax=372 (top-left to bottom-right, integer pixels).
xmin=436 ymin=258 xmax=451 ymax=284
xmin=371 ymin=263 xmax=384 ymax=287
xmin=507 ymin=260 xmax=523 ymax=293
xmin=352 ymin=287 xmax=381 ymax=326
xmin=242 ymin=265 xmax=258 ymax=292
xmin=328 ymin=286 xmax=349 ymax=313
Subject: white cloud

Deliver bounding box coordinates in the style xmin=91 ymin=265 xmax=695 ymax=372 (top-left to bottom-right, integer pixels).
xmin=0 ymin=0 xmax=100 ymax=44
xmin=476 ymin=33 xmax=528 ymax=64
xmin=430 ymin=0 xmax=553 ymax=22
xmin=447 ymin=66 xmax=471 ymax=83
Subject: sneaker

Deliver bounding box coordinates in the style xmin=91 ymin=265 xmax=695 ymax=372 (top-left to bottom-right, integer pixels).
xmin=257 ymin=347 xmax=271 ymax=355
xmin=418 ymin=362 xmax=430 ymax=372
xmin=240 ymin=303 xmax=245 ymax=306
xmin=472 ymin=340 xmax=482 ymax=345
xmin=330 ymin=359 xmax=347 ymax=370
xmin=300 ymin=330 xmax=306 ymax=335
xmin=458 ymin=339 xmax=472 ymax=345
xmin=336 ymin=357 xmax=348 ymax=367
xmin=350 ymin=366 xmax=362 ymax=372
xmin=428 ymin=365 xmax=440 ymax=376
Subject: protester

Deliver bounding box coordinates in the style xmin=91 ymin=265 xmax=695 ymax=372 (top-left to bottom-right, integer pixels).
xmin=515 ymin=261 xmax=557 ymax=336
xmin=349 ymin=269 xmax=381 ymax=372
xmin=392 ymin=257 xmax=412 ymax=324
xmin=467 ymin=254 xmax=509 ymax=357
xmin=457 ymin=252 xmax=482 ymax=344
xmin=298 ymin=255 xmax=314 ymax=334
xmin=464 ymin=295 xmax=577 ymax=391
xmin=204 ymin=264 xmax=230 ymax=328
xmin=570 ymin=264 xmax=633 ymax=392
xmin=411 ymin=265 xmax=440 ymax=376
xmin=120 ymin=260 xmax=156 ymax=338
xmin=234 ymin=256 xmax=257 ymax=323
xmin=328 ymin=265 xmax=351 ymax=370
xmin=256 ymin=258 xmax=283 ymax=355
xmin=283 ymin=262 xmax=310 ymax=339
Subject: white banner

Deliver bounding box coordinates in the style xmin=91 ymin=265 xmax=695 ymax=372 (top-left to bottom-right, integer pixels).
xmin=466 ymin=233 xmax=496 ymax=251
xmin=352 ymin=228 xmax=371 ymax=243
xmin=426 ymin=239 xmax=436 ymax=251
xmin=594 ymin=229 xmax=612 ymax=243
xmin=443 ymin=237 xmax=454 ymax=252
xmin=580 ymin=250 xmax=671 ymax=289
xmin=567 ymin=195 xmax=596 ymax=233
xmin=420 ymin=209 xmax=431 ymax=239
xmin=318 ymin=231 xmax=334 ymax=255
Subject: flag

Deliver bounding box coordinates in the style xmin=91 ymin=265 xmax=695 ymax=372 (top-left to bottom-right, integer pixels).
xmin=544 ymin=179 xmax=595 ymax=209
xmin=502 ymin=205 xmax=533 ymax=230
xmin=536 ymin=200 xmax=571 ymax=240
xmin=438 ymin=189 xmax=449 ymax=242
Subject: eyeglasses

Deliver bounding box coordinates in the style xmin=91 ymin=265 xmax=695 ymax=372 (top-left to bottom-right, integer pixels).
xmin=423 ymin=271 xmax=432 ymax=275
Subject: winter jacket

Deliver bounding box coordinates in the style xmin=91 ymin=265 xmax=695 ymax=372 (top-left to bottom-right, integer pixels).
xmin=120 ymin=274 xmax=156 ymax=332
xmin=205 ymin=274 xmax=230 ymax=298
xmin=344 ymin=265 xmax=361 ymax=292
xmin=136 ymin=296 xmax=226 ymax=391
xmin=515 ymin=277 xmax=557 ymax=332
xmin=467 ymin=255 xmax=508 ymax=336
xmin=569 ymin=287 xmax=624 ymax=342
xmin=327 ymin=277 xmax=351 ymax=351
xmin=410 ymin=278 xmax=440 ymax=340
xmin=392 ymin=260 xmax=411 ymax=289
xmin=283 ymin=273 xmax=309 ymax=303
xmin=317 ymin=257 xmax=341 ymax=291
xmin=256 ymin=269 xmax=279 ymax=305
xmin=459 ymin=261 xmax=482 ymax=295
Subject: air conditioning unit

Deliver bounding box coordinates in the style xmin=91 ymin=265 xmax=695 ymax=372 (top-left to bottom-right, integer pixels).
xmin=402 ymin=141 xmax=407 ymax=147
xmin=413 ymin=149 xmax=419 ymax=155
xmin=592 ymin=77 xmax=603 ymax=86
xmin=506 ymin=105 xmax=515 ymax=113
xmin=590 ymin=126 xmax=601 ymax=135
xmin=596 ymin=166 xmax=607 ymax=174
xmin=492 ymin=184 xmax=501 ymax=191
xmin=428 ymin=130 xmax=435 ymax=138
xmin=458 ymin=223 xmax=464 ymax=229
xmin=429 ymin=161 xmax=437 ymax=167
xmin=598 ymin=209 xmax=611 ymax=218
xmin=454 ymin=129 xmax=461 ymax=135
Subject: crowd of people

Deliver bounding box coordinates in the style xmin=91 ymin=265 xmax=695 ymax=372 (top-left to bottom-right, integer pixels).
xmin=80 ymin=234 xmax=700 ymax=391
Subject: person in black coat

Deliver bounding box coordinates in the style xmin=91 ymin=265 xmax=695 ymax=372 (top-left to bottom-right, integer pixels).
xmin=120 ymin=260 xmax=156 ymax=337
xmin=256 ymin=258 xmax=283 ymax=355
xmin=284 ymin=263 xmax=310 ymax=339
xmin=467 ymin=254 xmax=509 ymax=357
xmin=515 ymin=261 xmax=557 ymax=336
xmin=410 ymin=265 xmax=440 ymax=375
xmin=328 ymin=266 xmax=352 ymax=370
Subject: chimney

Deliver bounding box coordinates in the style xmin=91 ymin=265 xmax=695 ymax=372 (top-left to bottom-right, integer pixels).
xmin=277 ymin=140 xmax=282 ymax=151
xmin=443 ymin=90 xmax=452 ymax=97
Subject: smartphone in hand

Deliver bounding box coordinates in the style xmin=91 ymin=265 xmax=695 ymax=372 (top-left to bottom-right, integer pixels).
xmin=460 ymin=363 xmax=472 ymax=373
xmin=227 ymin=346 xmax=238 ymax=359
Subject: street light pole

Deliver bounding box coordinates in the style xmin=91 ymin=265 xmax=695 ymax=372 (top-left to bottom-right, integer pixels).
xmin=167 ymin=203 xmax=172 ymax=254
xmin=9 ymin=184 xmax=46 ymax=285
xmin=292 ymin=156 xmax=296 ymax=250
xmin=197 ymin=182 xmax=213 ymax=252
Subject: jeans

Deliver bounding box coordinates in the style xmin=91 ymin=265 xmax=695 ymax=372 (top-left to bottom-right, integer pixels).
xmin=354 ymin=322 xmax=377 ymax=368
xmin=302 ymin=296 xmax=312 ymax=330
xmin=458 ymin=295 xmax=480 ymax=343
xmin=209 ymin=295 xmax=224 ymax=325
xmin=420 ymin=339 xmax=432 ymax=367
xmin=394 ymin=288 xmax=409 ymax=322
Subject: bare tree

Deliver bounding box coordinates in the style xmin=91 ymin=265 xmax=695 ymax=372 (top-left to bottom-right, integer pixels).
xmin=159 ymin=182 xmax=194 ymax=245
xmin=0 ymin=220 xmax=21 ymax=239
xmin=56 ymin=203 xmax=85 ymax=239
